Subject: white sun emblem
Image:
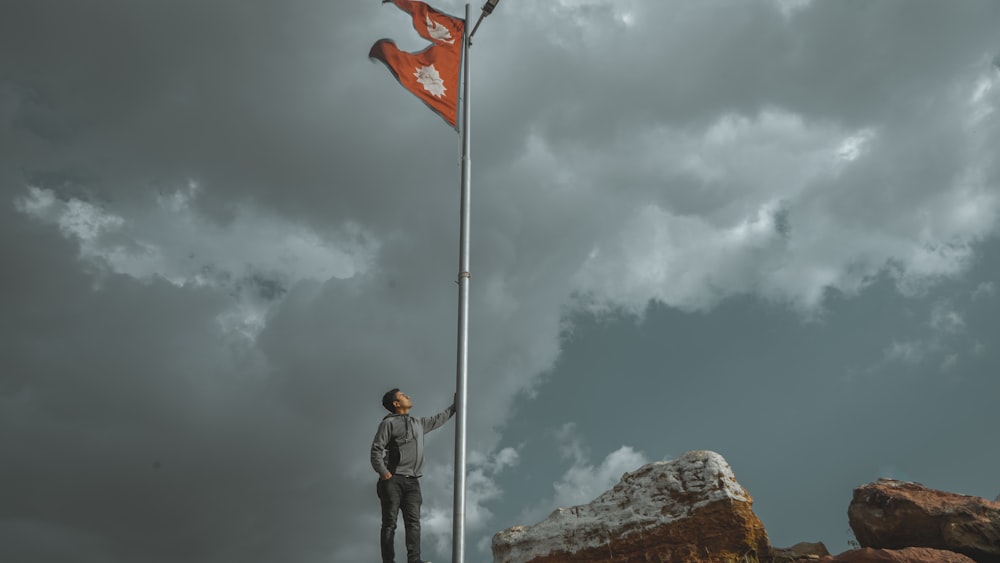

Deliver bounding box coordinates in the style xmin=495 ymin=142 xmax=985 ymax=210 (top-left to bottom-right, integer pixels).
xmin=426 ymin=15 xmax=454 ymax=44
xmin=414 ymin=64 xmax=446 ymax=97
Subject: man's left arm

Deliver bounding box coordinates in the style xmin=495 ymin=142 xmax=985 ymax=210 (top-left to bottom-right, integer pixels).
xmin=420 ymin=399 xmax=456 ymax=433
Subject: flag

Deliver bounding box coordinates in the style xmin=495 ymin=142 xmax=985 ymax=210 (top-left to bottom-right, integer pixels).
xmin=383 ymin=0 xmax=463 ymax=46
xmin=370 ymin=0 xmax=465 ymax=129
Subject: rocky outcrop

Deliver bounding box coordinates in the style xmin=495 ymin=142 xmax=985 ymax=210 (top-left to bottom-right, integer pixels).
xmin=491 ymin=450 xmax=769 ymax=563
xmin=774 ymin=541 xmax=830 ymax=561
xmin=490 ymin=456 xmax=1000 ymax=563
xmin=848 ymin=479 xmax=1000 ymax=562
xmin=818 ymin=547 xmax=976 ymax=562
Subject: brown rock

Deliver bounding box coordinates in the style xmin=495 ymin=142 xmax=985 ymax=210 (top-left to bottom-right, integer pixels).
xmin=491 ymin=450 xmax=770 ymax=563
xmin=848 ymin=479 xmax=1000 ymax=562
xmin=817 ymin=547 xmax=976 ymax=562
xmin=774 ymin=541 xmax=831 ymax=561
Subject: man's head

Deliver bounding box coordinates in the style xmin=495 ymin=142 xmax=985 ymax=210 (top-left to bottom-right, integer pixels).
xmin=381 ymin=388 xmax=412 ymax=414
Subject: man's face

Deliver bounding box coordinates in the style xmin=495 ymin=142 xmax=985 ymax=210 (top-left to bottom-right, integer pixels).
xmin=394 ymin=391 xmax=412 ymax=411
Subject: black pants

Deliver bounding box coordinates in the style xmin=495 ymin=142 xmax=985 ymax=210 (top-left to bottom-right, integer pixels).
xmin=377 ymin=475 xmax=423 ymax=563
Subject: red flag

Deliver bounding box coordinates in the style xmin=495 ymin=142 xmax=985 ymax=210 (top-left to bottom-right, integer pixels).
xmin=370 ymin=1 xmax=465 ymax=129
xmin=383 ymin=0 xmax=463 ymax=47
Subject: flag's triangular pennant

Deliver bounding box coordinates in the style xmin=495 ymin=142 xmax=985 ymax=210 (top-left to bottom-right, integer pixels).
xmin=370 ymin=0 xmax=465 ymax=129
xmin=384 ymin=0 xmax=463 ymax=46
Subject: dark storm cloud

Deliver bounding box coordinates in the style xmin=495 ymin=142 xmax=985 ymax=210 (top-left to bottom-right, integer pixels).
xmin=0 ymin=202 xmax=379 ymax=562
xmin=3 ymin=0 xmax=1000 ymax=561
xmin=2 ymin=0 xmax=418 ymax=221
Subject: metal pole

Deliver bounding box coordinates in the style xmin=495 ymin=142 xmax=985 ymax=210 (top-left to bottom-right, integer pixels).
xmin=452 ymin=4 xmax=472 ymax=563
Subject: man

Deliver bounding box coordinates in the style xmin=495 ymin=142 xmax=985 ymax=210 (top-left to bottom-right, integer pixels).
xmin=371 ymin=389 xmax=455 ymax=563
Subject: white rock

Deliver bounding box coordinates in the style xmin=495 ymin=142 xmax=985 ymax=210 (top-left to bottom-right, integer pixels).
xmin=492 ymin=450 xmax=750 ymax=563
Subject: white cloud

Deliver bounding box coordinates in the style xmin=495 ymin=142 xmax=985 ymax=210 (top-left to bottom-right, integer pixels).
xmin=929 ymin=303 xmax=966 ymax=335
xmin=883 ymin=340 xmax=926 ymax=365
xmin=569 ymin=98 xmax=1000 ymax=314
xmin=872 ymin=298 xmax=979 ymax=374
xmin=967 ymin=62 xmax=999 ymax=124
xmin=484 ymin=447 xmax=521 ymax=474
xmin=14 ymin=184 xmax=377 ymax=340
xmin=16 ymin=186 xmax=125 ymax=241
xmin=420 ymin=447 xmax=521 ymax=556
xmin=515 ymin=424 xmax=649 ymax=527
xmin=972 ymin=281 xmax=996 ymax=300
xmin=837 ymin=128 xmax=876 ymax=162
xmin=552 ymin=445 xmax=649 ymax=509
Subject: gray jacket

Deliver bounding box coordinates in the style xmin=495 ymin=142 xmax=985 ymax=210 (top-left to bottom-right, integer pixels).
xmin=370 ymin=403 xmax=455 ymax=478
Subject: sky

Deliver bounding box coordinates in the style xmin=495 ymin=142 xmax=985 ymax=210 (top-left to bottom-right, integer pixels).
xmin=2 ymin=0 xmax=999 ymax=561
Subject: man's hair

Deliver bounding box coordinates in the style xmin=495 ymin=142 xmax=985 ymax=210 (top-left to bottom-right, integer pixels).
xmin=382 ymin=388 xmax=401 ymax=413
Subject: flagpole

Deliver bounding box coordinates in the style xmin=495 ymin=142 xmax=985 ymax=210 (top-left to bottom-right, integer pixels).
xmin=452 ymin=4 xmax=472 ymax=563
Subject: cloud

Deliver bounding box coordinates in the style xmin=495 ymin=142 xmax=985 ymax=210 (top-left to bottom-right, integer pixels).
xmin=972 ymin=281 xmax=996 ymax=300
xmin=930 ymin=303 xmax=966 ymax=335
xmin=15 ymin=184 xmax=376 ymax=339
xmin=871 ymin=296 xmax=982 ymax=375
xmin=883 ymin=341 xmax=927 ymax=365
xmin=421 ymin=447 xmax=521 ymax=556
xmin=2 ymin=1 xmax=1000 ymax=561
xmin=552 ymin=445 xmax=649 ymax=509
xmin=568 ymin=92 xmax=999 ymax=314
xmin=515 ymin=424 xmax=650 ymax=526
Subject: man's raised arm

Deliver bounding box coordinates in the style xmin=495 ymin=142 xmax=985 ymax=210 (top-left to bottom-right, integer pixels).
xmin=420 ymin=397 xmax=455 ymax=433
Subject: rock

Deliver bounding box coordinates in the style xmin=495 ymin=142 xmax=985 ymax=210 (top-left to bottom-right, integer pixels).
xmin=774 ymin=541 xmax=831 ymax=561
xmin=491 ymin=450 xmax=770 ymax=563
xmin=848 ymin=479 xmax=1000 ymax=563
xmin=817 ymin=547 xmax=976 ymax=562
